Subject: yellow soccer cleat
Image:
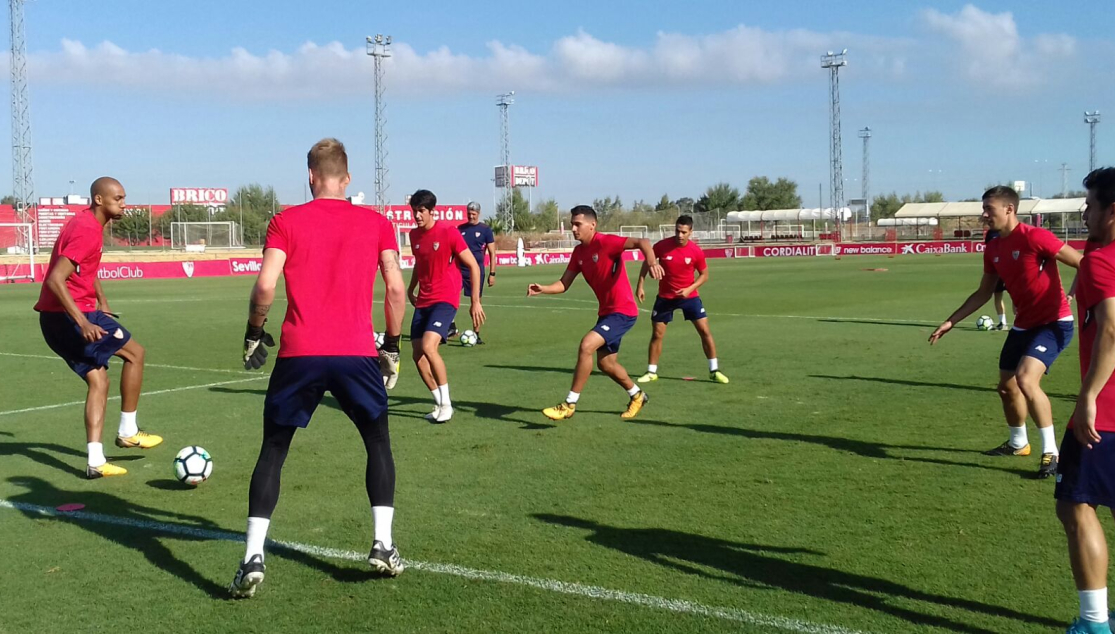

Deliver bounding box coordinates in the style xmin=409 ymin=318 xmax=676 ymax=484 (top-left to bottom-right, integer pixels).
xmin=621 ymin=391 xmax=649 ymax=419
xmin=636 ymin=372 xmax=658 ymax=383
xmin=86 ymin=462 xmax=128 ymax=479
xmin=115 ymin=430 xmax=164 ymax=449
xmin=710 ymin=371 xmax=730 ymax=384
xmin=542 ymin=402 xmax=577 ymax=421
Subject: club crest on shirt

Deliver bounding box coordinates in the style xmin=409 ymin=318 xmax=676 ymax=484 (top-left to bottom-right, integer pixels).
xmin=666 ymin=255 xmax=673 ymax=260
xmin=433 ymin=242 xmax=440 ymax=251
xmin=1012 ymin=250 xmax=1020 ymax=260
xmin=592 ymin=254 xmax=599 ymax=263
xmin=475 ymin=232 xmax=481 ymax=238
xmin=684 ymin=257 xmax=692 ymax=264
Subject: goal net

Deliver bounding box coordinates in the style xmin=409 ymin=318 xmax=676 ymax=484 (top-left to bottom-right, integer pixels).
xmin=619 ymin=225 xmax=649 ymax=238
xmin=0 ymin=223 xmax=35 ymax=281
xmin=170 ymin=221 xmax=242 ymax=250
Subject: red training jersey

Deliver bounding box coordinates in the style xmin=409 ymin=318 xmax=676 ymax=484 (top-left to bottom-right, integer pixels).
xmin=653 ymin=238 xmax=707 ymax=300
xmin=34 ymin=210 xmax=103 ymax=313
xmin=264 ymin=198 xmax=398 ymax=358
xmin=410 ymin=221 xmax=468 ymax=309
xmin=566 ymin=232 xmax=639 ymax=317
xmin=1070 ymin=242 xmax=1115 ymax=432
xmin=983 ymin=223 xmax=1071 ymax=330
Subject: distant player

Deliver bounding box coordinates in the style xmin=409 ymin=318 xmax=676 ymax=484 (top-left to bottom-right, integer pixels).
xmin=929 ymin=186 xmax=1082 ymax=479
xmin=34 ymin=177 xmax=160 ymax=479
xmin=447 ymin=201 xmax=496 ymax=343
xmin=229 ymin=139 xmax=407 ymax=598
xmin=407 ymin=189 xmax=486 ymax=423
xmin=635 ymin=215 xmax=729 ymax=384
xmin=984 ymin=228 xmax=1010 ymax=330
xmin=1055 ymin=167 xmax=1115 ymax=634
xmin=528 ymin=205 xmax=663 ymax=420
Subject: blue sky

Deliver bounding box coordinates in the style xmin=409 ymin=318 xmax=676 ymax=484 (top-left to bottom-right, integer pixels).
xmin=5 ymin=1 xmax=1114 ymax=211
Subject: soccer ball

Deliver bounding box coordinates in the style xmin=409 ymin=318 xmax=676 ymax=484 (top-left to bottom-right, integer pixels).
xmin=976 ymin=315 xmax=994 ymax=331
xmin=459 ymin=330 xmax=478 ymax=347
xmin=173 ymin=446 xmax=213 ymax=486
xmin=374 ymin=331 xmax=385 ymax=349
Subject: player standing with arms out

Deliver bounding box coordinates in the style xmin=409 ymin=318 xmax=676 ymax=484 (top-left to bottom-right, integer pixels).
xmin=447 ymin=201 xmax=496 ymax=343
xmin=528 ymin=205 xmax=663 ymax=420
xmin=984 ymin=228 xmax=1010 ymax=330
xmin=407 ymin=189 xmax=485 ymax=423
xmin=929 ymin=186 xmax=1082 ymax=479
xmin=634 ymin=215 xmax=729 ymax=384
xmin=1056 ymin=168 xmax=1115 ymax=634
xmin=230 ymin=139 xmax=407 ymax=598
xmin=34 ymin=177 xmax=159 ymax=479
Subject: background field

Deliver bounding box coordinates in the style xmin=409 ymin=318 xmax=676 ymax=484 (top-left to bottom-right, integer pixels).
xmin=0 ymin=255 xmax=1101 ymax=633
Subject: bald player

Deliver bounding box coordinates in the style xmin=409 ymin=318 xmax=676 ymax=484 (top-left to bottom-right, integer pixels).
xmin=34 ymin=177 xmax=160 ymax=479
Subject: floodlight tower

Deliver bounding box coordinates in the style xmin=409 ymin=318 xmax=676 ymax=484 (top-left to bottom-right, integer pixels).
xmin=366 ymin=34 xmax=392 ymax=213
xmin=10 ymin=0 xmax=33 ymax=224
xmin=1085 ymin=111 xmax=1101 ymax=173
xmin=821 ymin=49 xmax=848 ymax=231
xmin=496 ymin=91 xmax=515 ymax=231
xmin=858 ymin=127 xmax=871 ymax=220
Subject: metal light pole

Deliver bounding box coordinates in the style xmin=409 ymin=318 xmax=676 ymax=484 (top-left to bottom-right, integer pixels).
xmin=1086 ymin=111 xmax=1101 ymax=173
xmin=10 ymin=0 xmax=34 ymax=226
xmin=821 ymin=50 xmax=847 ymax=234
xmin=496 ymin=91 xmax=515 ymax=231
xmin=366 ymin=35 xmax=392 ymax=214
xmin=858 ymin=126 xmax=871 ymax=228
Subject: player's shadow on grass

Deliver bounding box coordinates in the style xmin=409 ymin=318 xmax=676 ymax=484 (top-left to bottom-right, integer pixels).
xmin=0 ymin=439 xmax=145 ymax=479
xmin=535 ymin=514 xmax=1061 ymax=633
xmin=817 ymin=318 xmax=934 ymax=329
xmin=810 ymin=374 xmax=1077 ymax=402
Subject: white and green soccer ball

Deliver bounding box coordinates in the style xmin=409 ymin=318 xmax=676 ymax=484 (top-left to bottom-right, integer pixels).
xmin=976 ymin=315 xmax=994 ymax=331
xmin=174 ymin=446 xmax=213 ymax=486
xmin=374 ymin=331 xmax=385 ymax=349
xmin=460 ymin=330 xmax=479 ymax=347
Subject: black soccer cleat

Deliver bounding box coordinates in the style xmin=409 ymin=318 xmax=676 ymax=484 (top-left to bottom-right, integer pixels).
xmin=475 ymin=333 xmax=485 ymax=345
xmin=229 ymin=554 xmax=266 ymax=599
xmin=368 ymin=541 xmax=404 ymax=576
xmin=446 ymin=323 xmax=459 ymax=339
xmin=983 ymin=441 xmax=1031 ymax=457
xmin=1037 ymin=453 xmax=1058 ymax=479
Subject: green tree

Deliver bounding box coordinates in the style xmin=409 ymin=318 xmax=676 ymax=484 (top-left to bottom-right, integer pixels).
xmin=591 ymin=195 xmax=624 ymax=221
xmin=655 ymin=194 xmax=676 ymax=212
xmin=495 ymin=188 xmax=532 ymax=232
xmin=533 ymin=198 xmax=560 ymax=232
xmin=218 ymin=184 xmax=281 ymax=246
xmin=740 ymin=176 xmax=802 ymax=210
xmin=695 ymin=183 xmax=740 ymax=213
xmin=673 ymin=197 xmax=695 ymax=214
xmin=630 ymin=199 xmax=654 ymax=214
xmin=869 ymin=191 xmax=947 ymax=221
xmin=1 ymin=195 xmax=17 ymax=206
xmin=110 ymin=207 xmax=152 ymax=246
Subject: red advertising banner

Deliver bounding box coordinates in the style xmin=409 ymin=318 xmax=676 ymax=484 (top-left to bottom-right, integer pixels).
xmin=97 ymin=260 xmax=233 ymax=281
xmin=35 ymin=205 xmax=79 ymax=250
xmin=378 ymin=205 xmax=466 ymax=231
xmin=834 ymin=243 xmax=899 ymax=256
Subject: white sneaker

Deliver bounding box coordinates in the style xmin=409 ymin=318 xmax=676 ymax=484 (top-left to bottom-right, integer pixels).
xmin=434 ymin=404 xmax=454 ymax=423
xmin=424 ymin=405 xmax=440 ymax=421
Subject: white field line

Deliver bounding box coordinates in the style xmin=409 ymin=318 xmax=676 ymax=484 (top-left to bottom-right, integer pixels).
xmin=0 ymin=375 xmax=268 ymax=417
xmin=0 ymin=499 xmax=866 ymax=634
xmin=0 ymin=352 xmax=251 ymax=375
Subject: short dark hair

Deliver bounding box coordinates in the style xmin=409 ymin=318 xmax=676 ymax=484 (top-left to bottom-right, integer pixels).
xmin=570 ymin=205 xmax=597 ymax=220
xmin=409 ymin=189 xmax=437 ymax=210
xmin=676 ymin=215 xmax=694 ymax=228
xmin=982 ymin=185 xmax=1020 ymax=210
xmin=1084 ymin=167 xmax=1115 ymax=211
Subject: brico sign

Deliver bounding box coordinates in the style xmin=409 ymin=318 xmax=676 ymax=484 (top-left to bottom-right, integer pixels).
xmin=171 ymin=188 xmax=229 ymax=207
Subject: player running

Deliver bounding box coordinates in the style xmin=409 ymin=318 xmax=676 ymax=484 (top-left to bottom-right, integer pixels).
xmin=984 ymin=228 xmax=1010 ymax=330
xmin=230 ymin=139 xmax=408 ymax=598
xmin=634 ymin=215 xmax=728 ymax=384
xmin=929 ymin=186 xmax=1082 ymax=479
xmin=407 ymin=189 xmax=486 ymax=423
xmin=447 ymin=201 xmax=496 ymax=343
xmin=34 ymin=177 xmax=159 ymax=479
xmin=1056 ymin=167 xmax=1115 ymax=634
xmin=528 ymin=205 xmax=663 ymax=420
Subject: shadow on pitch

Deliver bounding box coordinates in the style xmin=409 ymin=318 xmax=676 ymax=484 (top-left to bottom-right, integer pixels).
xmin=534 ymin=514 xmax=1062 ymax=633
xmin=816 ymin=318 xmax=935 ymax=329
xmin=0 ymin=439 xmax=145 ymax=479
xmin=810 ymin=374 xmax=1076 ymax=402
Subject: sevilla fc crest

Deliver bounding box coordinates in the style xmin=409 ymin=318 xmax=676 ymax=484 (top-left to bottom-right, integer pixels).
xmin=684 ymin=257 xmax=692 ymax=264
xmin=1012 ymin=250 xmax=1020 ymax=260
xmin=433 ymin=242 xmax=440 ymax=251
xmin=592 ymin=254 xmax=599 ymax=263
xmin=666 ymin=255 xmax=673 ymax=260
xmin=475 ymin=232 xmax=481 ymax=238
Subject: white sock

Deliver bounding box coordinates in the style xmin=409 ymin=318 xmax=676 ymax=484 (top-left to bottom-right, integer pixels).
xmin=1008 ymin=426 xmax=1028 ymax=449
xmin=1079 ymin=588 xmax=1108 ymax=623
xmin=626 ymin=385 xmax=641 ymax=397
xmin=709 ymin=358 xmax=719 ymax=372
xmin=647 ymin=364 xmax=658 ymax=374
xmin=431 ymin=389 xmax=441 ymax=406
xmin=565 ymin=391 xmax=580 ymax=404
xmin=998 ymin=314 xmax=1007 ymax=325
xmin=118 ymin=411 xmax=138 ymax=438
xmin=244 ymin=517 xmax=270 ymax=563
xmin=372 ymin=506 xmax=394 ymax=549
xmin=87 ymin=442 xmax=106 ymax=467
xmin=438 ymin=384 xmax=451 ymax=407
xmin=1040 ymin=425 xmax=1059 ymax=456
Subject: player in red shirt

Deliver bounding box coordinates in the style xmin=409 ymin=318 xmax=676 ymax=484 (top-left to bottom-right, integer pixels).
xmin=406 ymin=189 xmax=485 ymax=424
xmin=34 ymin=177 xmax=159 ymax=479
xmin=528 ymin=205 xmax=663 ymax=420
xmin=230 ymin=139 xmax=408 ymax=598
xmin=930 ymin=186 xmax=1082 ymax=479
xmin=1055 ymin=167 xmax=1115 ymax=634
xmin=634 ymin=215 xmax=729 ymax=384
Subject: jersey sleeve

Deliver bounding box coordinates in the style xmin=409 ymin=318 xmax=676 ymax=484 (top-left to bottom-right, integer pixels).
xmin=484 ymin=226 xmax=495 ymax=244
xmin=604 ymin=233 xmax=628 ymax=257
xmin=566 ymin=250 xmax=581 ymax=275
xmin=451 ymin=227 xmax=469 ymax=255
xmin=1032 ymin=228 xmax=1066 ymax=259
xmin=1088 ymin=256 xmax=1115 ymax=304
xmin=983 ymin=246 xmax=996 ymax=274
xmin=57 ymin=222 xmax=97 ymax=265
xmin=378 ymin=217 xmax=399 ymax=253
xmin=263 ymin=214 xmax=288 ymax=253
xmin=694 ymin=247 xmax=708 ymax=272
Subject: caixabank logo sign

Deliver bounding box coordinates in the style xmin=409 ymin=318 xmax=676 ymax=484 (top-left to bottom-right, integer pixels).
xmin=900 ymin=241 xmax=971 ymax=255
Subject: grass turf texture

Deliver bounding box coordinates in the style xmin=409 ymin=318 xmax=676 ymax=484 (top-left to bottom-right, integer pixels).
xmin=0 ymin=254 xmax=1096 ymax=633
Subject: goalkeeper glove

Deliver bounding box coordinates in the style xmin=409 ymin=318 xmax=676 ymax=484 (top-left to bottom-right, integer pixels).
xmin=379 ymin=333 xmax=401 ymax=389
xmin=243 ymin=322 xmax=276 ymax=370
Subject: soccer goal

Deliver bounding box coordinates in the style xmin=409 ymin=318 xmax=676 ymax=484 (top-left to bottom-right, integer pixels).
xmin=0 ymin=223 xmax=35 ymax=281
xmin=814 ymin=241 xmax=838 ymax=256
xmin=170 ymin=221 xmax=243 ymax=250
xmin=619 ymin=225 xmax=649 ymax=239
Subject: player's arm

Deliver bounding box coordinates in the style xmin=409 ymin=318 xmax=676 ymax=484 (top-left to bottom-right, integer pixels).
xmin=486 ymin=241 xmax=497 ymax=287
xmin=928 ymin=271 xmax=999 ymax=344
xmin=243 ymin=248 xmax=285 ymax=370
xmin=528 ymin=267 xmax=578 ymax=296
xmin=407 ymin=267 xmax=420 ymax=306
xmin=684 ymin=267 xmax=710 ymax=298
xmin=624 ymin=237 xmax=663 ymax=280
xmin=456 ymin=247 xmax=486 ymax=329
xmin=1077 ymin=297 xmax=1115 ymax=448
xmin=45 ymin=257 xmax=105 ymax=342
xmin=377 ymin=248 xmax=406 ymax=388
xmin=1056 ymin=244 xmax=1084 ymax=269
xmin=93 ymin=278 xmax=113 ymax=316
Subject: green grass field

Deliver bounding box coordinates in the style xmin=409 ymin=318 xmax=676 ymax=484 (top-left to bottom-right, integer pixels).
xmin=0 ymin=255 xmax=1099 ymax=633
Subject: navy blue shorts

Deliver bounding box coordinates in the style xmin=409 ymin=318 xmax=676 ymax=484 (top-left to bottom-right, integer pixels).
xmin=410 ymin=302 xmax=458 ymax=342
xmin=592 ymin=313 xmax=637 ymax=354
xmin=264 ymin=356 xmax=387 ymax=428
xmin=38 ymin=311 xmax=131 ymax=378
xmin=460 ymin=265 xmax=485 ymax=298
xmin=651 ymin=296 xmax=707 ymax=324
xmin=999 ymin=321 xmax=1073 ymax=372
xmin=1055 ymin=430 xmax=1115 ymax=507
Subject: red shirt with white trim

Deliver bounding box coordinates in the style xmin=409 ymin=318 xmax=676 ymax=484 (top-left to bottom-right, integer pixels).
xmin=264 ymin=199 xmax=398 ymax=358
xmin=34 ymin=210 xmax=103 ymax=313
xmin=1071 ymin=242 xmax=1115 ymax=432
xmin=653 ymin=238 xmax=707 ymax=299
xmin=983 ymin=223 xmax=1071 ymax=330
xmin=410 ymin=221 xmax=469 ymax=309
xmin=566 ymin=232 xmax=638 ymax=317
